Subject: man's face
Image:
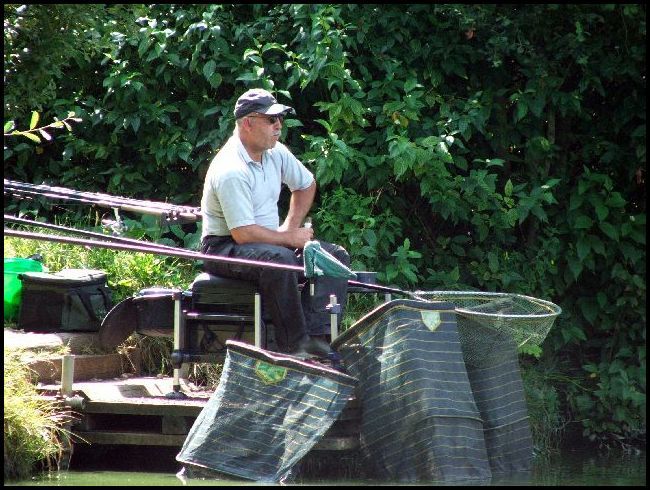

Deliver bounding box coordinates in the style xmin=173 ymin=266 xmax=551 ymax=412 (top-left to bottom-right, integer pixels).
xmin=246 ymin=113 xmax=284 ymax=150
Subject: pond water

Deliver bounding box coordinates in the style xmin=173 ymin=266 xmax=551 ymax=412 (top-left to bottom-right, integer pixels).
xmin=6 ymin=446 xmax=645 ymax=486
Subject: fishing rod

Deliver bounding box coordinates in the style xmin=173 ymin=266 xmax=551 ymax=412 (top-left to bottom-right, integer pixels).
xmin=4 ymin=228 xmax=305 ymax=273
xmin=4 ymin=214 xmax=182 ymax=252
xmin=4 ymin=179 xmax=201 ymax=223
xmin=4 ymin=227 xmax=424 ymax=300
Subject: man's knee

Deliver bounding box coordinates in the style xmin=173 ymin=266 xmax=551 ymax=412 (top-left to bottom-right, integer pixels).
xmin=254 ymin=244 xmax=300 ymax=266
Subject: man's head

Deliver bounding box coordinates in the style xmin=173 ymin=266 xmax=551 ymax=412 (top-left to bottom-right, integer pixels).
xmin=234 ymin=88 xmax=295 ymax=119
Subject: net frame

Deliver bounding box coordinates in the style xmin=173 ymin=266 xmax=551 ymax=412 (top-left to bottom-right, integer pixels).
xmin=415 ymin=291 xmax=562 ymax=350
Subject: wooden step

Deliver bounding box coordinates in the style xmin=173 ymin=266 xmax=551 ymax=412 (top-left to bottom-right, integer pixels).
xmin=73 ymin=429 xmax=359 ymax=451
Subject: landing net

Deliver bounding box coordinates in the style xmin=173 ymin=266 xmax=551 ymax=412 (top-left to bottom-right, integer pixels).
xmin=415 ymin=291 xmax=561 ymax=365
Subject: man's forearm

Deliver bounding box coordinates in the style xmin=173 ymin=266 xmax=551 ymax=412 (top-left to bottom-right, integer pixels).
xmin=281 ymin=180 xmax=316 ymax=229
xmin=231 ymin=223 xmax=313 ymax=248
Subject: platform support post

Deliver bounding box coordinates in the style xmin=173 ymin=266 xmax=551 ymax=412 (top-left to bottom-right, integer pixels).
xmin=61 ymin=355 xmax=75 ymax=397
xmin=167 ymin=290 xmax=188 ymax=399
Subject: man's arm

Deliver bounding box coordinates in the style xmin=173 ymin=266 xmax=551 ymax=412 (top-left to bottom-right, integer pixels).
xmin=231 ymin=223 xmax=313 ymax=248
xmin=279 ymin=180 xmax=316 ymax=231
xmin=230 ymin=180 xmax=316 ymax=248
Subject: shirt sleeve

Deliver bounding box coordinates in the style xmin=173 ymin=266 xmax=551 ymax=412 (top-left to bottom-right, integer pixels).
xmin=277 ymin=143 xmax=314 ymax=191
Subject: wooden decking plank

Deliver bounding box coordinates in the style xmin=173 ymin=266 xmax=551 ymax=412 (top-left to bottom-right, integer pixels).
xmin=83 ymin=399 xmax=205 ymax=417
xmin=74 ymin=429 xmax=358 ymax=450
xmin=74 ymin=430 xmax=186 ymax=446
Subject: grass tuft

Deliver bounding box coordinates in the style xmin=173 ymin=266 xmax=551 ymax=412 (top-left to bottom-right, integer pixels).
xmin=4 ymin=348 xmax=73 ymax=481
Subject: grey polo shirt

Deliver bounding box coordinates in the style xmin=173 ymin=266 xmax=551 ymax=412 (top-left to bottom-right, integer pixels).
xmin=201 ymin=131 xmax=314 ymax=238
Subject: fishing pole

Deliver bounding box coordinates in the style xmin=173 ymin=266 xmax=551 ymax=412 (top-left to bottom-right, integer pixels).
xmin=5 ymin=227 xmax=424 ymax=300
xmin=347 ymin=280 xmax=426 ymax=301
xmin=4 ymin=179 xmax=200 ymax=222
xmin=4 ymin=214 xmax=182 ymax=252
xmin=4 ymin=228 xmax=306 ymax=273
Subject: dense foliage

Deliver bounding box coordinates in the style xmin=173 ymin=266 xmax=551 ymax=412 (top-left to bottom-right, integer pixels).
xmin=4 ymin=4 xmax=645 ymax=448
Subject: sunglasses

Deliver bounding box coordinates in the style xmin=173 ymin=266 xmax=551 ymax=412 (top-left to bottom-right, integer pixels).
xmin=247 ymin=114 xmax=284 ymax=124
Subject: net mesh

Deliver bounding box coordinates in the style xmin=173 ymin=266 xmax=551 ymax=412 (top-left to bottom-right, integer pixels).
xmin=176 ymin=340 xmax=356 ymax=483
xmin=415 ymin=291 xmax=561 ymax=367
xmin=333 ymin=298 xmax=535 ymax=480
xmin=332 ymin=300 xmax=494 ymax=482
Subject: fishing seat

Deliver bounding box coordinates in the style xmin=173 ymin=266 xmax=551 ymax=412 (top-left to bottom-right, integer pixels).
xmin=187 ymin=273 xmax=272 ymax=348
xmin=168 ymin=272 xmax=275 ymax=396
xmin=172 ymin=273 xmax=274 ymax=363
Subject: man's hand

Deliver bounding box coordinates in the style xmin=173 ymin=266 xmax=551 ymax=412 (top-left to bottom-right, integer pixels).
xmin=284 ymin=226 xmax=314 ymax=248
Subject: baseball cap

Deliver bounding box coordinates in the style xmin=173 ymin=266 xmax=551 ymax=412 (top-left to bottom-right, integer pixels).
xmin=233 ymin=88 xmax=296 ymax=119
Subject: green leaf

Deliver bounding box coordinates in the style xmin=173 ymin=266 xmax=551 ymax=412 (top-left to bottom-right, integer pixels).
xmin=203 ymin=106 xmax=220 ymax=117
xmin=283 ymin=118 xmax=303 ymax=128
xmin=404 ymin=78 xmax=419 ymax=93
xmin=506 ymin=208 xmax=518 ymax=227
xmin=487 ymin=251 xmax=499 ymax=272
xmin=580 ymin=298 xmax=598 ymax=325
xmin=594 ymin=202 xmax=609 ymax=221
xmin=236 ymin=72 xmax=259 ymax=82
xmin=568 ymin=257 xmax=583 ymax=280
xmin=242 ymin=48 xmax=260 ymax=60
xmin=29 ymin=111 xmax=40 ymax=130
xmin=588 ymin=234 xmax=605 ymax=255
xmin=4 ymin=120 xmax=15 ymax=133
xmin=599 ymin=221 xmax=619 ymax=241
xmin=203 ymin=60 xmax=216 ymax=80
xmin=569 ymin=193 xmax=584 ymax=211
xmin=519 ymin=344 xmax=542 ymax=358
xmin=515 ymin=100 xmax=528 ymax=122
xmin=208 ymin=72 xmax=222 ymax=89
xmin=504 ymin=179 xmax=513 ymax=197
xmin=315 ymin=119 xmax=331 ymax=132
xmin=576 ymin=236 xmax=591 ymax=260
xmin=543 ymin=178 xmax=561 ymax=188
xmin=19 ymin=131 xmax=41 ymax=143
xmin=606 ymin=192 xmax=626 ymax=208
xmin=574 ymin=215 xmax=593 ymax=229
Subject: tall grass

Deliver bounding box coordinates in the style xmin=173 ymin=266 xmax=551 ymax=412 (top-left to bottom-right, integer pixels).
xmin=4 ymin=234 xmax=199 ymax=303
xmin=4 ymin=348 xmax=72 ymax=481
xmin=521 ymin=359 xmax=567 ymax=457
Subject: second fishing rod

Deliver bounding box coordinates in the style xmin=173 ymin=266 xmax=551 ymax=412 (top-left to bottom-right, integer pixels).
xmin=4 ymin=225 xmax=425 ymax=300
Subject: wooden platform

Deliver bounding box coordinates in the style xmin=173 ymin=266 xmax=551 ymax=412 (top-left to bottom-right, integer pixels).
xmin=8 ymin=328 xmax=360 ymax=453
xmin=39 ymin=375 xmax=360 ymax=452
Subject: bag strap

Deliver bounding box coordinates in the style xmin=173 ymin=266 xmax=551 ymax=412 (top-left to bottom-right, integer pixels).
xmin=98 ymin=285 xmax=112 ymax=310
xmin=76 ymin=286 xmax=112 ymax=322
xmin=76 ymin=290 xmax=100 ymax=322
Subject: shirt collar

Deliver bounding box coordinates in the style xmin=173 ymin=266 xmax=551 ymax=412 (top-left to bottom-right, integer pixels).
xmin=232 ymin=130 xmax=263 ymax=166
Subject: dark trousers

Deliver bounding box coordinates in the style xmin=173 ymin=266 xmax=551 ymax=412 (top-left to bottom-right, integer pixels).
xmin=201 ymin=236 xmax=349 ymax=353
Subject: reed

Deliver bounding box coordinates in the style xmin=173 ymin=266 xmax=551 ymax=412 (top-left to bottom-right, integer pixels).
xmin=3 ymin=348 xmax=73 ymax=481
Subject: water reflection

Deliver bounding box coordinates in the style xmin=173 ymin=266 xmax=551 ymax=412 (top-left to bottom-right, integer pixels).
xmin=5 ymin=449 xmax=646 ymax=486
